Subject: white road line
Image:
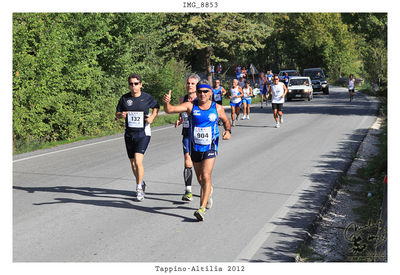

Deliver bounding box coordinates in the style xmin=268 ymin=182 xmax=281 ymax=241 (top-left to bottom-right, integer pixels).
xmin=13 ymin=125 xmax=174 ymax=163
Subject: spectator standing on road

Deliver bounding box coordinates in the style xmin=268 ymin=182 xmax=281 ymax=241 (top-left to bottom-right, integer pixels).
xmin=267 ymin=75 xmax=288 ymax=128
xmin=210 ymin=65 xmax=215 ymax=81
xmin=175 ymin=73 xmax=200 ymax=201
xmin=241 ymin=80 xmax=254 ymax=120
xmin=258 ymin=72 xmax=266 ymax=108
xmin=230 ymin=79 xmax=244 ymax=126
xmin=115 ymin=74 xmax=160 ymax=201
xmin=217 ymin=63 xmax=223 ymax=75
xmin=163 ymin=80 xmax=232 ymax=221
xmin=348 ymin=74 xmax=356 ymax=102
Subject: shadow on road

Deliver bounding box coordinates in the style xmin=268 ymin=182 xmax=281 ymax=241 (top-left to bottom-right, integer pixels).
xmin=248 ymin=128 xmax=371 ymax=262
xmin=13 ymin=185 xmax=199 ymax=223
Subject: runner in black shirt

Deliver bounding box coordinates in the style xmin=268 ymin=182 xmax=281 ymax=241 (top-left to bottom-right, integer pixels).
xmin=116 ymin=74 xmax=160 ymax=201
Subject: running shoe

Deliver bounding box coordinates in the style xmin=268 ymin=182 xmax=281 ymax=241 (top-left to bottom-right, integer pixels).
xmin=279 ymin=116 xmax=283 ymax=124
xmin=182 ymin=190 xmax=193 ymax=201
xmin=142 ymin=181 xmax=146 ymax=192
xmin=194 ymin=207 xmax=206 ymax=221
xmin=232 ymin=120 xmax=236 ymax=127
xmin=206 ymin=186 xmax=213 ymax=209
xmin=275 ymin=122 xmax=280 ymax=128
xmin=136 ymin=181 xmax=146 ymax=201
xmin=136 ymin=188 xmax=145 ymax=201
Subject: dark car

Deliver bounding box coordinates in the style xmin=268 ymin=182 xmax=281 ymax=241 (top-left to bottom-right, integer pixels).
xmin=303 ymin=68 xmax=329 ymax=94
xmin=278 ymin=70 xmax=299 ymax=81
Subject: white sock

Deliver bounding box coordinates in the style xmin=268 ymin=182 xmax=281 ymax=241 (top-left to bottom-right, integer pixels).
xmin=186 ymin=186 xmax=192 ymax=192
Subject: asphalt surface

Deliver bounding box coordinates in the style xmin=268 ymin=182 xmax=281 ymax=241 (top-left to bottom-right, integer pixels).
xmin=13 ymin=86 xmax=379 ymax=262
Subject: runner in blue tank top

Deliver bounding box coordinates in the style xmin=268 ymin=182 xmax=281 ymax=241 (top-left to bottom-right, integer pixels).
xmin=212 ymin=79 xmax=227 ymax=106
xmin=163 ymin=80 xmax=232 ymax=221
xmin=191 ymin=99 xmax=219 ymax=153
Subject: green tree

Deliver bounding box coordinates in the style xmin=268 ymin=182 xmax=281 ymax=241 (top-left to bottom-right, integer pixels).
xmin=342 ymin=13 xmax=387 ymax=85
xmin=268 ymin=13 xmax=359 ymax=78
xmin=162 ymin=13 xmax=272 ymax=84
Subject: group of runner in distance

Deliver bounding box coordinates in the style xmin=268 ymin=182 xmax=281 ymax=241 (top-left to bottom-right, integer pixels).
xmin=115 ymin=69 xmax=305 ymax=221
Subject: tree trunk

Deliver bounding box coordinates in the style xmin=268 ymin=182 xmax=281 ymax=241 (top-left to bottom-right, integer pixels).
xmin=205 ymin=46 xmax=213 ymax=87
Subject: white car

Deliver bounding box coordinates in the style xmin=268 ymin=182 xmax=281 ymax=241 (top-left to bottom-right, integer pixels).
xmin=286 ymin=76 xmax=313 ymax=101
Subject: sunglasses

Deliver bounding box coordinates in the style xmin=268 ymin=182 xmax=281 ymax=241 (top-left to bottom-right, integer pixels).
xmin=197 ymin=90 xmax=210 ymax=94
xmin=129 ymin=82 xmax=140 ymax=86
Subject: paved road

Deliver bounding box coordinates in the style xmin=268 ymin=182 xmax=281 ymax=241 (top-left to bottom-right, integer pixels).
xmin=13 ymin=87 xmax=379 ymax=262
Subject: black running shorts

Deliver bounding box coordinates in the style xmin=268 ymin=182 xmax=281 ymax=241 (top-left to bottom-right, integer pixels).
xmin=271 ymin=103 xmax=283 ymax=111
xmin=190 ymin=150 xmax=217 ymax=163
xmin=124 ymin=134 xmax=151 ymax=158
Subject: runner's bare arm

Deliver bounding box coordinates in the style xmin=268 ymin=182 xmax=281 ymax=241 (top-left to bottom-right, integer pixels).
xmin=216 ymin=104 xmax=231 ymax=140
xmin=145 ymin=108 xmax=159 ymax=124
xmin=163 ymin=90 xmax=193 ymax=114
xmin=237 ymin=87 xmax=244 ymax=98
xmin=221 ymin=87 xmax=227 ymax=96
xmin=282 ymin=84 xmax=289 ymax=98
xmin=266 ymin=85 xmax=271 ymax=100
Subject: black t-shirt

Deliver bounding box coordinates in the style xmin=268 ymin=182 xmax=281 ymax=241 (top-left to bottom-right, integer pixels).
xmin=182 ymin=94 xmax=190 ymax=137
xmin=116 ymin=91 xmax=160 ymax=137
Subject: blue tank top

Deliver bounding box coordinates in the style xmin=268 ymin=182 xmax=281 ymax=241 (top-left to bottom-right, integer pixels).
xmin=190 ymin=100 xmax=219 ymax=152
xmin=267 ymin=74 xmax=273 ymax=84
xmin=212 ymin=86 xmax=222 ymax=102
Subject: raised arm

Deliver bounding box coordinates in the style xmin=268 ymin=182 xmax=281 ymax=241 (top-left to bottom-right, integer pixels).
xmin=163 ymin=90 xmax=193 ymax=114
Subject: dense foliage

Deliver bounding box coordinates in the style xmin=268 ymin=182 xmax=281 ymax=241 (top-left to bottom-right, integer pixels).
xmin=12 ymin=12 xmax=387 ymax=152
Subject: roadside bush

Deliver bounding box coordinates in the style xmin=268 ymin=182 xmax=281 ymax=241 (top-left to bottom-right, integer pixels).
xmin=141 ymin=58 xmax=190 ymax=105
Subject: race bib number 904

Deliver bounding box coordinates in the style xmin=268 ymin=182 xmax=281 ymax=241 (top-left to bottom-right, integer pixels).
xmin=127 ymin=111 xmax=144 ymax=128
xmin=194 ymin=127 xmax=212 ymax=145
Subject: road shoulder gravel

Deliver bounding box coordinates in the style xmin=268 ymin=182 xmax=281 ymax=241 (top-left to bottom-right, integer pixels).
xmin=296 ymin=114 xmax=386 ymax=262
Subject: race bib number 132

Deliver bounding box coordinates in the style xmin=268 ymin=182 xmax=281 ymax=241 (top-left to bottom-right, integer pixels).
xmin=127 ymin=112 xmax=144 ymax=128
